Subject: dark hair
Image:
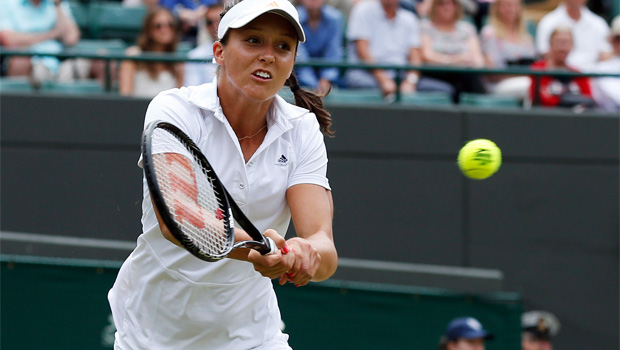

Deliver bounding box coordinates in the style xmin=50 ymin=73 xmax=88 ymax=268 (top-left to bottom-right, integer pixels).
xmin=136 ymin=7 xmax=179 ymax=80
xmin=218 ymin=0 xmax=334 ymax=136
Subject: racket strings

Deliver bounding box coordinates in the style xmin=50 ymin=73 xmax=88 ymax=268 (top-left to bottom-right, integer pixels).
xmin=152 ymin=128 xmax=232 ymax=257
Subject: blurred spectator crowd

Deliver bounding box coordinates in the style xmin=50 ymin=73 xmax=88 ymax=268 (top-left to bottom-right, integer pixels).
xmin=0 ymin=0 xmax=618 ymax=112
xmin=437 ymin=311 xmax=561 ymax=350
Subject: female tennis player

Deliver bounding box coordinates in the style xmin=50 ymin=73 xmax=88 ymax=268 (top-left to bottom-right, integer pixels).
xmin=108 ymin=0 xmax=337 ymax=348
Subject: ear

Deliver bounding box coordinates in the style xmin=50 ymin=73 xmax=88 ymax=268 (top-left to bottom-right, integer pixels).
xmin=213 ymin=41 xmax=225 ymax=66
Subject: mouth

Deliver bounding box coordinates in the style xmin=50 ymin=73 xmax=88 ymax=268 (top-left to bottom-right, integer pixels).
xmin=252 ymin=70 xmax=272 ymax=80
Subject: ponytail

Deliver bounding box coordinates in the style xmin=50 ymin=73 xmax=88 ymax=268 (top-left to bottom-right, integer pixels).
xmin=285 ymin=72 xmax=335 ymax=137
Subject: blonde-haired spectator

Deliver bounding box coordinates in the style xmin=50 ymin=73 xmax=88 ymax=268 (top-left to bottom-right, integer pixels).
xmin=417 ymin=0 xmax=486 ymax=103
xmin=480 ymin=0 xmax=537 ymax=99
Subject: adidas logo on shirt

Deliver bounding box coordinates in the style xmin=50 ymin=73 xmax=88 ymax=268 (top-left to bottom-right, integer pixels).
xmin=275 ymin=155 xmax=288 ymax=166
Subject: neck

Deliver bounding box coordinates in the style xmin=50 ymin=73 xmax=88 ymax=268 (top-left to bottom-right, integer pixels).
xmin=434 ymin=19 xmax=455 ymax=30
xmin=308 ymin=8 xmax=322 ymax=27
xmin=383 ymin=5 xmax=397 ymax=19
xmin=548 ymin=58 xmax=568 ymax=69
xmin=217 ymin=79 xmax=271 ymax=138
xmin=156 ymin=43 xmax=169 ymax=51
xmin=503 ymin=20 xmax=518 ymax=32
xmin=565 ymin=4 xmax=582 ymax=20
xmin=308 ymin=7 xmax=321 ymax=20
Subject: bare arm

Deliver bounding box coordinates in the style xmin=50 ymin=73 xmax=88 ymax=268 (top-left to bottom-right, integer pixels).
xmin=598 ymin=51 xmax=613 ymax=62
xmin=464 ymin=36 xmax=485 ymax=67
xmin=0 ymin=30 xmax=58 ymax=47
xmin=175 ymin=63 xmax=185 ymax=88
xmin=354 ymin=39 xmax=396 ymax=95
xmin=119 ymin=47 xmax=141 ymax=95
xmin=118 ymin=61 xmax=137 ymax=95
xmin=54 ymin=0 xmax=80 ymax=46
xmin=401 ymin=47 xmax=422 ymax=93
xmin=420 ymin=34 xmax=454 ymax=65
xmin=282 ymin=184 xmax=337 ymax=284
xmin=0 ymin=0 xmax=79 ymax=47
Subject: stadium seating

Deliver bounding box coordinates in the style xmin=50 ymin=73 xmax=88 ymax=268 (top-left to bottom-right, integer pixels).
xmin=0 ymin=77 xmax=33 ymax=92
xmin=68 ymin=1 xmax=147 ymax=43
xmin=325 ymin=89 xmax=385 ymax=104
xmin=88 ymin=2 xmax=147 ymax=43
xmin=0 ymin=77 xmax=105 ymax=94
xmin=459 ymin=93 xmax=521 ymax=108
xmin=399 ymin=92 xmax=453 ymax=106
xmin=42 ymin=80 xmax=105 ymax=94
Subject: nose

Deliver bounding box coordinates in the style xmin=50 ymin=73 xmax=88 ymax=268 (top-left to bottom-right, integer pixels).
xmin=259 ymin=45 xmax=275 ymax=64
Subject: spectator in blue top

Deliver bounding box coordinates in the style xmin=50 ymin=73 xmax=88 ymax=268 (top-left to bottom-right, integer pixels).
xmin=295 ymin=0 xmax=344 ymax=94
xmin=160 ymin=0 xmax=219 ymax=45
xmin=0 ymin=0 xmax=80 ymax=86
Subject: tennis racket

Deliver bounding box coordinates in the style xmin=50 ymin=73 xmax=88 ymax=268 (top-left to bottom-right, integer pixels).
xmin=141 ymin=120 xmax=277 ymax=262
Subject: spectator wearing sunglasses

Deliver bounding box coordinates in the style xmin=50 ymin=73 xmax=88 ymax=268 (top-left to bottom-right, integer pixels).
xmin=119 ymin=7 xmax=184 ymax=97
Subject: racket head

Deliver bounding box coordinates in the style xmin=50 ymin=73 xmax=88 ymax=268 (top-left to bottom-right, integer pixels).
xmin=142 ymin=121 xmax=235 ymax=262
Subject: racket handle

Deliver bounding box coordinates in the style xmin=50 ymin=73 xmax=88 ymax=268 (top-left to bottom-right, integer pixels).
xmin=264 ymin=237 xmax=278 ymax=255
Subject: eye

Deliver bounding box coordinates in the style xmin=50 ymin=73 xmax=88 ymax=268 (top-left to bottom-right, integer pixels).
xmin=278 ymin=41 xmax=293 ymax=51
xmin=246 ymin=36 xmax=260 ymax=44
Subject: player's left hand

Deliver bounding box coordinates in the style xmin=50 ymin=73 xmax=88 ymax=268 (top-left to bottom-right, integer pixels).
xmin=277 ymin=237 xmax=321 ymax=287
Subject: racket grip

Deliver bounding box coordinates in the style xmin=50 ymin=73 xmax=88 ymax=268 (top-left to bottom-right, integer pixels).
xmin=264 ymin=237 xmax=278 ymax=255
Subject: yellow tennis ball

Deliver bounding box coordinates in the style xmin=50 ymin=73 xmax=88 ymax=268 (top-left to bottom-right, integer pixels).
xmin=457 ymin=139 xmax=502 ymax=180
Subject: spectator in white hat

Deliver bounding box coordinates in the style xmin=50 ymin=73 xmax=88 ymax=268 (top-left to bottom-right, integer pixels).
xmin=522 ymin=310 xmax=561 ymax=350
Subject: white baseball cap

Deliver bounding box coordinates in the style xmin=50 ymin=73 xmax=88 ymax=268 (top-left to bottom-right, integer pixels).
xmin=217 ymin=0 xmax=306 ymax=42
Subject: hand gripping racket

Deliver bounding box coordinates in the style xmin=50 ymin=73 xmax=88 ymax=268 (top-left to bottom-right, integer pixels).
xmin=142 ymin=121 xmax=277 ymax=262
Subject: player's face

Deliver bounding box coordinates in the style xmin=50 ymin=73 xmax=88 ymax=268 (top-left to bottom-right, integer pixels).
xmin=214 ymin=13 xmax=297 ymax=102
xmin=448 ymin=338 xmax=485 ymax=350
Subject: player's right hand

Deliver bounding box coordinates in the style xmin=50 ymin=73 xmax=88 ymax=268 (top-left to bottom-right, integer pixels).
xmin=247 ymin=229 xmax=294 ymax=280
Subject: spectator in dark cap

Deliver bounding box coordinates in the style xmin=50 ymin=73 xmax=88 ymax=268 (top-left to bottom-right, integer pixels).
xmin=522 ymin=310 xmax=561 ymax=350
xmin=438 ymin=316 xmax=494 ymax=350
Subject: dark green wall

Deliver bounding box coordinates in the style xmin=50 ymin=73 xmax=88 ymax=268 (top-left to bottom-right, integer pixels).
xmin=0 ymin=256 xmax=521 ymax=350
xmin=1 ymin=93 xmax=618 ymax=349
